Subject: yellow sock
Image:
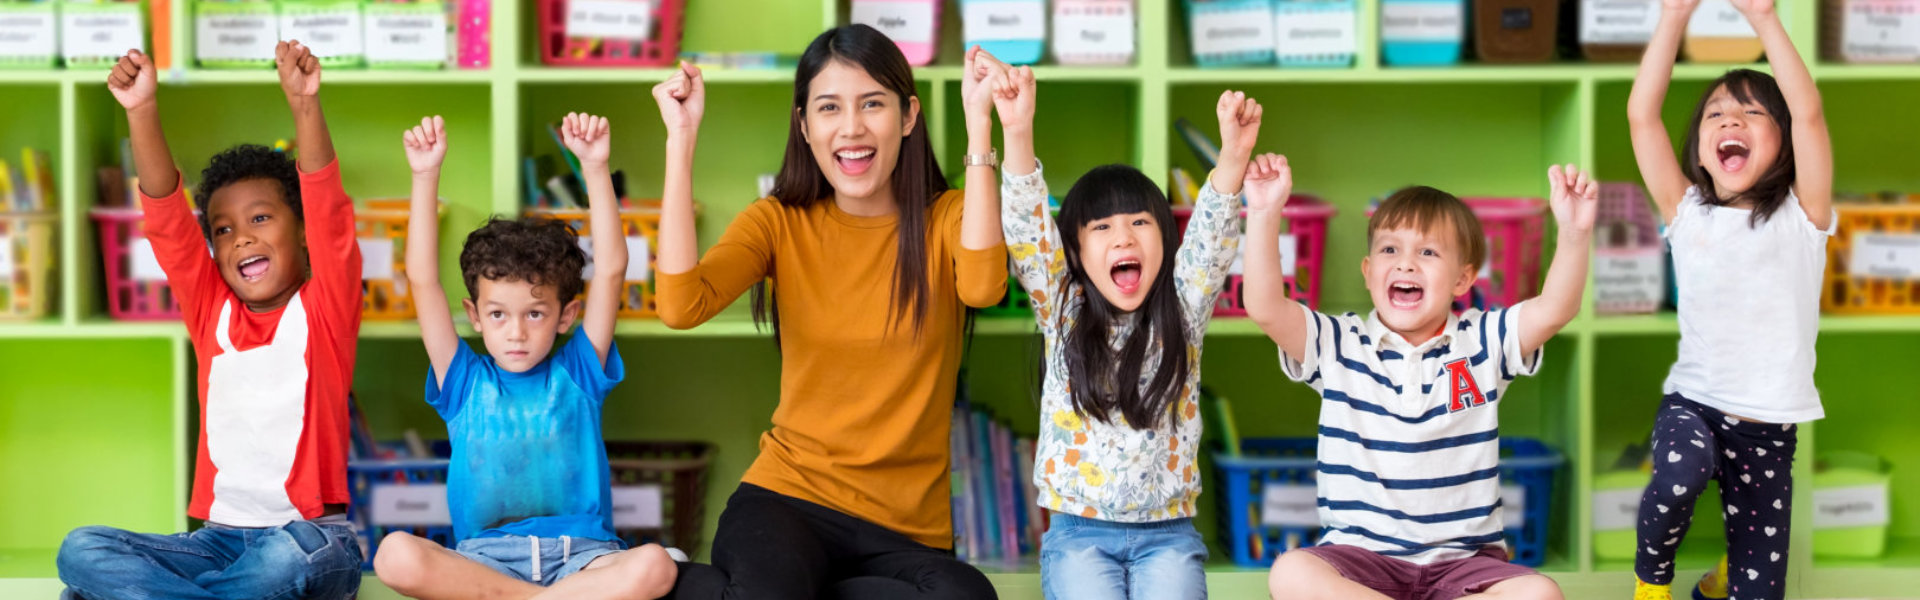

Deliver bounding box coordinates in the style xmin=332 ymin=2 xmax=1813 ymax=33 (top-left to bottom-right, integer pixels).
xmin=1695 ymin=555 xmax=1730 ymax=599
xmin=1635 ymin=578 xmax=1673 ymax=600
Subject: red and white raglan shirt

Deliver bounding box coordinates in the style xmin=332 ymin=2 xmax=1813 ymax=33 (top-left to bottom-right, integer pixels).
xmin=141 ymin=159 xmax=361 ymax=527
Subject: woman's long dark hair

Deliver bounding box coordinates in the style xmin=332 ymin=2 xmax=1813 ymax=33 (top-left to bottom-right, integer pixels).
xmin=753 ymin=24 xmax=947 ymax=338
xmin=1682 ymin=69 xmax=1796 ymax=227
xmin=1056 ymin=165 xmax=1190 ymax=430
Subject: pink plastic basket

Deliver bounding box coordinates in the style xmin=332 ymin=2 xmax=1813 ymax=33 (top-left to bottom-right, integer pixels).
xmin=850 ymin=0 xmax=942 ymax=66
xmin=1174 ymin=195 xmax=1336 ymax=315
xmin=538 ymin=0 xmax=685 ymax=66
xmin=1461 ymin=197 xmax=1545 ymax=310
xmin=91 ymin=207 xmax=186 ymax=321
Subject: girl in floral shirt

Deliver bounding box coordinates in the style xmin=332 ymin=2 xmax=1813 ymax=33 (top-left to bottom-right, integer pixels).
xmin=997 ymin=85 xmax=1265 ymax=600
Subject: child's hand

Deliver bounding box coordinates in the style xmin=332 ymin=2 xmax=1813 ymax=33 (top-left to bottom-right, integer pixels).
xmin=1730 ymin=0 xmax=1774 ymax=18
xmin=650 ymin=61 xmax=704 ymax=139
xmin=1243 ymin=153 xmax=1293 ymax=214
xmin=991 ymin=65 xmax=1036 ymax=137
xmin=1547 ymin=164 xmax=1599 ymax=236
xmin=275 ymin=41 xmax=321 ymax=99
xmin=561 ymin=112 xmax=612 ymax=168
xmin=107 ymin=50 xmax=158 ymax=112
xmin=403 ymin=116 xmax=448 ymax=175
xmin=962 ymin=47 xmax=1010 ymax=132
xmin=1217 ymin=90 xmax=1262 ymax=162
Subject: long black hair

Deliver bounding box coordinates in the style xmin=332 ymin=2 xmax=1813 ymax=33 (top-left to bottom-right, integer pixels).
xmin=1682 ymin=69 xmax=1796 ymax=227
xmin=1056 ymin=164 xmax=1190 ymax=430
xmin=753 ymin=24 xmax=946 ymax=337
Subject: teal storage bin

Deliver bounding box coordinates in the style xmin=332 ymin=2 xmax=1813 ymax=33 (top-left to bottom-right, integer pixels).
xmin=1185 ymin=0 xmax=1276 ymax=67
xmin=280 ymin=0 xmax=365 ymax=67
xmin=0 ymin=3 xmax=59 ymax=69
xmin=1380 ymin=0 xmax=1466 ymax=66
xmin=61 ymin=1 xmax=148 ymax=69
xmin=961 ymin=0 xmax=1044 ymax=65
xmin=1274 ymin=0 xmax=1356 ymax=67
xmin=196 ymin=0 xmax=278 ymax=69
xmin=1812 ymin=451 xmax=1892 ymax=559
xmin=363 ymin=1 xmax=447 ymax=69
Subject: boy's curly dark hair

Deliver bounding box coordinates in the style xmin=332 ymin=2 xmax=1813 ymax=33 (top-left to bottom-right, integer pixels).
xmin=195 ymin=144 xmax=303 ymax=238
xmin=459 ymin=216 xmax=587 ymax=303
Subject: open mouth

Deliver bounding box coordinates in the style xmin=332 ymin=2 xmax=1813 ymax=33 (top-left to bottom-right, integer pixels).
xmin=237 ymin=255 xmax=270 ymax=282
xmin=834 ymin=147 xmax=876 ymax=176
xmin=1389 ymin=281 xmax=1424 ymax=309
xmin=1716 ymin=139 xmax=1750 ymax=174
xmin=1110 ymin=259 xmax=1143 ymax=295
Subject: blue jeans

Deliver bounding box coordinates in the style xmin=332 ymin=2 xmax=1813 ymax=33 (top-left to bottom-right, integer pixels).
xmin=56 ymin=519 xmax=362 ymax=600
xmin=1040 ymin=513 xmax=1208 ymax=600
xmin=455 ymin=534 xmax=625 ymax=585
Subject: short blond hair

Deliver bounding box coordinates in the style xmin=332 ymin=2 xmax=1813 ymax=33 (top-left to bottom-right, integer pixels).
xmin=1367 ymin=186 xmax=1486 ymax=269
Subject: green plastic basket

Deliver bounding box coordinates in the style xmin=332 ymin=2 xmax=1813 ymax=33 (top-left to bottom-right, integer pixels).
xmin=61 ymin=1 xmax=148 ymax=69
xmin=1812 ymin=451 xmax=1892 ymax=559
xmin=0 ymin=3 xmax=59 ymax=69
xmin=1591 ymin=469 xmax=1649 ymax=562
xmin=279 ymin=0 xmax=364 ymax=67
xmin=195 ymin=0 xmax=278 ymax=69
xmin=363 ymin=1 xmax=445 ymax=69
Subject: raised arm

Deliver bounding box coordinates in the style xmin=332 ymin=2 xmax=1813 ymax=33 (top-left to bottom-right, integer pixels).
xmin=560 ymin=112 xmax=622 ymax=365
xmin=1208 ymin=91 xmax=1259 ymax=197
xmin=652 ymin=62 xmax=704 ymax=278
xmin=276 ymin=41 xmax=333 ymax=173
xmin=1176 ymin=91 xmax=1259 ymax=321
xmin=961 ymin=47 xmax=1013 ymax=253
xmin=1240 ymin=153 xmax=1308 ymax=360
xmin=1736 ymin=0 xmax=1831 ymax=229
xmin=1628 ymin=0 xmax=1699 ymax=224
xmin=402 ymin=117 xmax=459 ymax=385
xmin=109 ymin=50 xmax=178 ymax=199
xmin=1518 ymin=164 xmax=1598 ymax=356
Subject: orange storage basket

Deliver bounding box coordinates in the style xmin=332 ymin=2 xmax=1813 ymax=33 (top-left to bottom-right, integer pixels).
xmin=525 ymin=202 xmax=663 ymax=319
xmin=1824 ymin=201 xmax=1920 ymax=314
xmin=356 ymin=199 xmax=445 ymax=321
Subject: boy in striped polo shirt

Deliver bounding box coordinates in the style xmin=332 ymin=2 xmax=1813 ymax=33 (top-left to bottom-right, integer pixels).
xmin=1240 ymin=161 xmax=1599 ymax=600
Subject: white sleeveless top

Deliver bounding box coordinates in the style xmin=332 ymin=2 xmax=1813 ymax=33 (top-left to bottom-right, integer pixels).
xmin=1663 ymin=186 xmax=1834 ymax=423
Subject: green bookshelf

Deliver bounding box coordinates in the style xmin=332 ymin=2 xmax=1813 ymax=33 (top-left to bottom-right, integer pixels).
xmin=3 ymin=0 xmax=1918 ymax=597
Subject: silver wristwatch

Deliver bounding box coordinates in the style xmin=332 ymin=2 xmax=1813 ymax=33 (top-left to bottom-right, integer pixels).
xmin=963 ymin=148 xmax=999 ymax=168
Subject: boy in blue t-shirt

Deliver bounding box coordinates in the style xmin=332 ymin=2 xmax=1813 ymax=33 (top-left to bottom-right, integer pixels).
xmin=371 ymin=113 xmax=675 ymax=600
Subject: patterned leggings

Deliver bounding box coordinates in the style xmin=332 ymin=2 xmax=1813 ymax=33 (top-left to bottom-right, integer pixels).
xmin=1634 ymin=393 xmax=1798 ymax=600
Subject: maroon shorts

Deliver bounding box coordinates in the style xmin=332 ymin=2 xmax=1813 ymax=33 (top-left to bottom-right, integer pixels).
xmin=1295 ymin=545 xmax=1541 ymax=600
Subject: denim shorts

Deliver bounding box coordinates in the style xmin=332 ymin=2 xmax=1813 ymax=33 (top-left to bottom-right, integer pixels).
xmin=455 ymin=534 xmax=625 ymax=586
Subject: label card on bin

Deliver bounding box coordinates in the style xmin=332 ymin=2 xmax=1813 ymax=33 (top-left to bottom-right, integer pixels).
xmin=1591 ymin=488 xmax=1642 ymax=530
xmin=852 ymin=1 xmax=935 ymax=45
xmin=1229 ymin=233 xmax=1296 ymax=277
xmin=1501 ymin=484 xmax=1527 ymax=526
xmin=1276 ymin=9 xmax=1355 ymax=57
xmin=1581 ymin=0 xmax=1657 ymax=44
xmin=1259 ymin=483 xmax=1318 ymax=527
xmin=366 ymin=11 xmax=449 ymax=62
xmin=1190 ymin=8 xmax=1274 ymax=56
xmin=0 ymin=236 xmax=13 ymax=279
xmin=565 ymin=0 xmax=654 ymax=41
xmin=359 ymin=238 xmax=395 ymax=280
xmin=370 ymin=484 xmax=452 ymax=526
xmin=131 ymin=238 xmax=169 ymax=282
xmin=63 ymin=9 xmax=144 ymax=58
xmin=1381 ymin=2 xmax=1463 ymax=42
xmin=1687 ymin=0 xmax=1757 ymax=38
xmin=198 ymin=12 xmax=278 ymax=61
xmin=282 ymin=9 xmax=364 ymax=58
xmin=1852 ymin=234 xmax=1920 ymax=279
xmin=964 ymin=1 xmax=1046 ymax=42
xmin=1813 ymin=484 xmax=1889 ymax=529
xmin=1594 ymin=252 xmax=1664 ymax=306
xmin=0 ymin=11 xmax=57 ymax=58
xmin=1053 ymin=5 xmax=1133 ymax=56
xmin=1843 ymin=2 xmax=1920 ymax=61
xmin=628 ymin=236 xmax=651 ymax=282
xmin=611 ymin=484 xmax=664 ymax=529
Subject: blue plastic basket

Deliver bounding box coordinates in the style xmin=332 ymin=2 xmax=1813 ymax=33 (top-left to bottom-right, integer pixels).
xmin=346 ymin=450 xmax=455 ymax=570
xmin=1212 ymin=437 xmax=1562 ymax=567
xmin=1274 ymin=0 xmax=1357 ymax=67
xmin=1185 ymin=0 xmax=1276 ymax=67
xmin=962 ymin=0 xmax=1046 ymax=65
xmin=1379 ymin=0 xmax=1467 ymax=66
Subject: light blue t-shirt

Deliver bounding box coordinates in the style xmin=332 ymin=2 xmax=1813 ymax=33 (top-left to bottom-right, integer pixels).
xmin=425 ymin=331 xmax=624 ymax=542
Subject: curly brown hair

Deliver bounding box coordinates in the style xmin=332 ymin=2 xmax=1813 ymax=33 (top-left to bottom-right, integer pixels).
xmin=458 ymin=216 xmax=587 ymax=302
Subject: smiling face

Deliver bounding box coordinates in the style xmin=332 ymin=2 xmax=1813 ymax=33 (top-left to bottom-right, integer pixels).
xmin=800 ymin=60 xmax=919 ymax=206
xmin=463 ymin=278 xmax=580 ymax=373
xmin=1075 ymin=211 xmax=1165 ymax=313
xmin=1363 ymin=188 xmax=1485 ymax=344
xmin=1693 ymin=83 xmax=1784 ymax=200
xmin=205 ymin=178 xmax=307 ymax=312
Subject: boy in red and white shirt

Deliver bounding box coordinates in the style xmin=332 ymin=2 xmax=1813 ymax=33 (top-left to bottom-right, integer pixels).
xmin=56 ymin=42 xmax=364 ymax=600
